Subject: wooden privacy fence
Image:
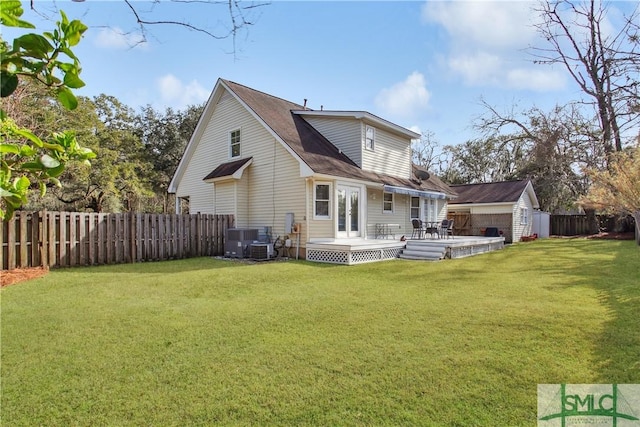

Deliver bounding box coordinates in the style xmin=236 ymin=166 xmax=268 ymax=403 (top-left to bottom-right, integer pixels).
xmin=551 ymin=215 xmax=593 ymax=236
xmin=1 ymin=211 xmax=234 ymax=271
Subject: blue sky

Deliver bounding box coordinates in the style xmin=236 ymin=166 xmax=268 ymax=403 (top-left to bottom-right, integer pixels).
xmin=3 ymin=1 xmax=636 ymax=147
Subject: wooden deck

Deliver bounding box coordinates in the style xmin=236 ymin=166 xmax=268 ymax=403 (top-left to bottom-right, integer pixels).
xmin=305 ymin=236 xmax=505 ymax=265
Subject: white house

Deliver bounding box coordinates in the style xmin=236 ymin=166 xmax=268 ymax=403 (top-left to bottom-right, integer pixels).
xmin=169 ymin=79 xmax=457 ymax=263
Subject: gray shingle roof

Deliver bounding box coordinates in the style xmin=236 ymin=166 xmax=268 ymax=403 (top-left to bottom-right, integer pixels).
xmin=448 ymin=180 xmax=530 ymax=204
xmin=203 ymin=157 xmax=252 ymax=181
xmin=222 ymin=79 xmax=455 ymax=197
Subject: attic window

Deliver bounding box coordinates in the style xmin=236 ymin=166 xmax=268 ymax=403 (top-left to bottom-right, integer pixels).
xmin=365 ymin=126 xmax=375 ymax=151
xmin=230 ymin=129 xmax=241 ymax=158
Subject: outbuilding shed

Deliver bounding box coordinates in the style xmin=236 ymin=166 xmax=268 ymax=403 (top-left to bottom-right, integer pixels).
xmin=447 ymin=180 xmax=540 ymax=243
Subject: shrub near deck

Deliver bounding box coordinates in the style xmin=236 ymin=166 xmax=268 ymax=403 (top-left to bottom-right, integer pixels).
xmin=1 ymin=239 xmax=638 ymax=426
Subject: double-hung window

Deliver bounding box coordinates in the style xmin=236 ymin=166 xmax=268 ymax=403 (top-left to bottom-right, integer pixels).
xmin=314 ymin=183 xmax=331 ymax=219
xmin=230 ymin=129 xmax=241 ymax=158
xmin=383 ymin=192 xmax=394 ymax=213
xmin=365 ymin=126 xmax=375 ymax=151
xmin=410 ymin=197 xmax=420 ymax=219
xmin=520 ymin=207 xmax=529 ymax=225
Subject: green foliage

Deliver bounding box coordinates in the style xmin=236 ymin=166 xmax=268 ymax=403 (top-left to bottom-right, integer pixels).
xmin=1 ymin=8 xmax=87 ymax=108
xmin=0 ymin=118 xmax=95 ymax=218
xmin=2 ymin=239 xmax=639 ymax=425
xmin=0 ymin=2 xmax=94 ymax=219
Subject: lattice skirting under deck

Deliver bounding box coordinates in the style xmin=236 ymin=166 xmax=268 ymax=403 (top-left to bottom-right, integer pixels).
xmin=447 ymin=241 xmax=504 ymax=259
xmin=307 ymin=247 xmax=403 ymax=265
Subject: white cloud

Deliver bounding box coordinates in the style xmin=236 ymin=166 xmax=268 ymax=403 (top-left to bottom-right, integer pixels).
xmin=505 ymin=68 xmax=566 ymax=91
xmin=375 ymin=72 xmax=431 ymax=118
xmin=157 ymin=74 xmax=210 ymax=109
xmin=421 ymin=1 xmax=565 ymax=92
xmin=94 ymin=27 xmax=147 ymax=49
xmin=448 ymin=52 xmax=503 ymax=86
xmin=422 ymin=1 xmax=536 ymax=50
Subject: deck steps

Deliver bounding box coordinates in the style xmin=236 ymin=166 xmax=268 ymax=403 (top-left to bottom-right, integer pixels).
xmin=399 ymin=240 xmax=447 ymax=261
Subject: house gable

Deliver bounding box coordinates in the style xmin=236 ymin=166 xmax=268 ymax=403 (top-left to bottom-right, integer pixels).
xmin=296 ymin=110 xmax=418 ymax=179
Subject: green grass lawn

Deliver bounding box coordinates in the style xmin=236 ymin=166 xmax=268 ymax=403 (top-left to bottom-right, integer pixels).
xmin=1 ymin=239 xmax=639 ymax=426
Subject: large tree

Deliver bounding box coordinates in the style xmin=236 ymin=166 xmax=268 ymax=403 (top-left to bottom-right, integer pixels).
xmin=439 ymin=129 xmax=529 ymax=186
xmin=580 ymin=145 xmax=640 ymax=245
xmin=136 ymin=104 xmax=204 ymax=213
xmin=474 ymin=103 xmax=602 ymax=212
xmin=532 ymin=0 xmax=640 ymax=155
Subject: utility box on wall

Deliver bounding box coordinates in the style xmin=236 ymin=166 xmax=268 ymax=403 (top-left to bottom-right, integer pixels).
xmin=285 ymin=213 xmax=294 ymax=234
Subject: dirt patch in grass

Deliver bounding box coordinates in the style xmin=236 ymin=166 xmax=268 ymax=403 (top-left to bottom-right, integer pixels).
xmin=586 ymin=231 xmax=635 ymax=240
xmin=1 ymin=267 xmax=49 ymax=288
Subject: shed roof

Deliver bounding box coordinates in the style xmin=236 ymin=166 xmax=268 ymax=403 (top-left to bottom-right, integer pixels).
xmin=203 ymin=157 xmax=253 ymax=181
xmin=448 ymin=180 xmax=535 ymax=205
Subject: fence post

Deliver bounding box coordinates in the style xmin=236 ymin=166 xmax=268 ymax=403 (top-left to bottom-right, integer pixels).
xmin=1 ymin=215 xmax=5 ymax=270
xmin=31 ymin=211 xmax=41 ymax=268
xmin=39 ymin=210 xmax=48 ymax=268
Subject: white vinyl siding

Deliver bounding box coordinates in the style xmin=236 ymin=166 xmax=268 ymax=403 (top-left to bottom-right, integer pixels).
xmin=304 ymin=116 xmax=412 ymax=179
xmin=513 ymin=194 xmax=534 ymax=242
xmin=175 ymin=88 xmax=306 ymax=237
xmin=366 ymin=191 xmax=411 ymax=237
xmin=235 ymin=175 xmax=250 ymax=226
xmin=361 ymin=125 xmax=411 ymax=178
xmin=214 ymin=182 xmax=235 ymax=215
xmin=304 ymin=117 xmax=362 ymax=166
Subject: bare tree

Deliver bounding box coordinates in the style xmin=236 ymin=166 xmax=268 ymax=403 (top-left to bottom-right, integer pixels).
xmin=531 ymin=0 xmax=640 ymax=155
xmin=474 ymin=101 xmax=603 ymax=213
xmin=411 ymin=131 xmax=447 ymax=172
xmin=29 ymin=0 xmax=269 ymax=55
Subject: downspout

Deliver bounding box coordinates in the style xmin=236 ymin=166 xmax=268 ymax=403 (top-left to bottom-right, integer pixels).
xmin=305 ymin=177 xmax=311 ymax=253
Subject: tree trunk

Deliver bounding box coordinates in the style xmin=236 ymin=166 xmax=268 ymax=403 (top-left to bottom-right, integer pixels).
xmin=634 ymin=211 xmax=640 ymax=246
xmin=584 ymin=208 xmax=600 ymax=235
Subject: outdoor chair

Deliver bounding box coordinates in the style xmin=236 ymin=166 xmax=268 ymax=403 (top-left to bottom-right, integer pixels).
xmin=445 ymin=219 xmax=454 ymax=239
xmin=411 ymin=219 xmax=423 ymax=239
xmin=438 ymin=219 xmax=450 ymax=239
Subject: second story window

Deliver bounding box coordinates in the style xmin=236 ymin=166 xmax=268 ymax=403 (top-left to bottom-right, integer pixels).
xmin=230 ymin=129 xmax=241 ymax=158
xmin=365 ymin=125 xmax=375 ymax=151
